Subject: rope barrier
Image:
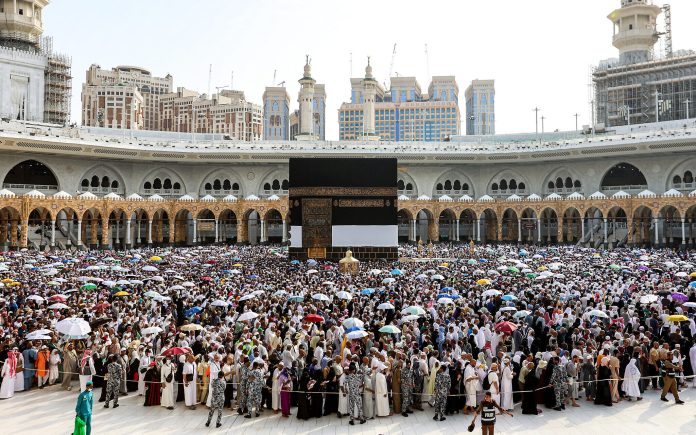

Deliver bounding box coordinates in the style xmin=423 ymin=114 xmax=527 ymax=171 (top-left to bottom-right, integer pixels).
xmin=2 ymin=359 xmax=693 ymax=396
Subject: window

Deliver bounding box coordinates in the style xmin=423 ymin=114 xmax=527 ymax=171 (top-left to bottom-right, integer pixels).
xmin=685 ymin=171 xmax=693 ymax=183
xmin=492 ymin=183 xmax=499 ymax=191
xmin=101 ymin=176 xmax=110 ymax=188
xmin=281 ymin=179 xmax=289 ymax=190
xmin=144 ymin=182 xmax=152 ymax=190
xmin=205 ymin=182 xmax=212 ymax=190
xmin=213 ymin=179 xmax=222 ymax=190
xmin=153 ymin=178 xmax=162 ymax=189
xmin=519 ymin=182 xmax=526 ymax=190
xmin=81 ymin=179 xmax=89 ymax=188
xmin=173 ymin=182 xmax=181 ymax=190
xmin=111 ymin=181 xmax=119 ymax=188
xmin=90 ymin=176 xmax=99 ymax=188
xmin=18 ymin=9 xmax=23 ymax=15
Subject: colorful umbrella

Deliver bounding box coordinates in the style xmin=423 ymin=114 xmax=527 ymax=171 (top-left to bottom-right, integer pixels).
xmin=667 ymin=314 xmax=689 ymax=322
xmin=494 ymin=321 xmax=517 ymax=334
xmin=304 ymin=314 xmax=324 ymax=323
xmin=379 ymin=325 xmax=401 ymax=334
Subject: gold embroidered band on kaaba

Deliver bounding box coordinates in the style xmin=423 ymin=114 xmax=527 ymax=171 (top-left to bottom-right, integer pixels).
xmin=289 ymin=187 xmax=397 ymax=197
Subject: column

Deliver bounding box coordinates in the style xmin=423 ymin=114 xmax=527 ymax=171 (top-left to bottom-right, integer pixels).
xmin=215 ymin=218 xmax=219 ymax=243
xmin=455 ymin=219 xmax=460 ymax=242
xmin=136 ymin=219 xmax=142 ymax=244
xmin=654 ymin=217 xmax=659 ymax=245
xmin=590 ymin=219 xmax=594 ymax=242
xmin=50 ymin=220 xmax=56 ymax=248
xmin=681 ymin=218 xmax=686 ymax=246
xmin=517 ymin=219 xmax=522 ymax=242
xmin=537 ymin=218 xmax=541 ymax=243
xmin=603 ymin=218 xmax=608 ymax=245
xmin=282 ymin=219 xmax=288 ymax=243
xmin=581 ymin=217 xmax=585 ymax=240
xmin=20 ymin=220 xmax=28 ymax=248
xmin=126 ymin=219 xmax=131 ymax=248
xmin=476 ymin=218 xmax=481 ymax=242
xmin=147 ymin=220 xmax=153 ymax=244
xmin=410 ymin=219 xmax=416 ymax=242
xmin=260 ymin=219 xmax=266 ymax=243
xmin=77 ymin=220 xmax=82 ymax=246
xmin=115 ymin=221 xmax=120 ymax=246
xmin=192 ymin=219 xmax=197 ymax=244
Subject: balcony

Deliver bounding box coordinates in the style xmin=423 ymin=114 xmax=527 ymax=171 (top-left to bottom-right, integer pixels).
xmin=204 ymin=189 xmax=241 ymax=197
xmin=490 ymin=189 xmax=528 ymax=198
xmin=3 ymin=183 xmax=57 ymax=193
xmin=141 ymin=189 xmax=182 ymax=197
xmin=600 ymin=185 xmax=648 ymax=193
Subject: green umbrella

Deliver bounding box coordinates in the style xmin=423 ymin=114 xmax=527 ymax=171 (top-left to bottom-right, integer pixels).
xmin=81 ymin=283 xmax=97 ymax=290
xmin=608 ymin=264 xmax=620 ymax=270
xmin=288 ymin=295 xmax=304 ymax=302
xmin=402 ymin=306 xmax=426 ymax=316
xmin=526 ymin=273 xmax=537 ymax=279
xmin=507 ymin=266 xmax=520 ymax=273
xmin=467 ymin=259 xmax=477 ymax=265
xmin=379 ymin=325 xmax=401 ymax=334
xmin=144 ymin=290 xmax=161 ymax=298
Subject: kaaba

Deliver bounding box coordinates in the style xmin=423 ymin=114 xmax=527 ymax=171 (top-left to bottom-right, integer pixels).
xmin=288 ymin=158 xmax=398 ymax=261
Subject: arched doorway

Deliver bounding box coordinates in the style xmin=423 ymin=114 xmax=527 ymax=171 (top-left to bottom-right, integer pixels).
xmin=55 ymin=207 xmax=79 ymax=249
xmin=480 ymin=209 xmax=498 ymax=243
xmin=196 ymin=209 xmax=216 ymax=244
xmin=108 ymin=209 xmax=127 ymax=249
xmin=686 ymin=205 xmax=696 ymax=247
xmin=501 ymin=209 xmax=519 ymax=242
xmin=631 ymin=206 xmax=653 ymax=247
xmin=562 ymin=208 xmax=581 ymax=244
xmin=600 ymin=163 xmax=648 ymax=193
xmin=28 ymin=207 xmax=52 ymax=249
xmin=658 ymin=205 xmax=681 ymax=247
xmin=459 ymin=209 xmax=477 ymax=242
xmin=128 ymin=209 xmax=149 ymax=248
xmin=219 ymin=210 xmax=238 ymax=244
xmin=607 ymin=207 xmax=628 ymax=248
xmin=438 ymin=209 xmax=457 ymax=242
xmin=3 ymin=160 xmax=59 ymax=194
xmin=539 ymin=208 xmax=558 ymax=244
xmin=397 ymin=209 xmax=413 ymax=243
xmin=244 ymin=210 xmax=261 ymax=245
xmin=152 ymin=209 xmax=171 ymax=246
xmin=81 ymin=209 xmax=103 ymax=249
xmin=264 ymin=209 xmax=283 ymax=243
xmin=415 ymin=209 xmax=434 ymax=242
xmin=583 ymin=207 xmax=604 ymax=247
xmin=0 ymin=206 xmax=21 ymax=250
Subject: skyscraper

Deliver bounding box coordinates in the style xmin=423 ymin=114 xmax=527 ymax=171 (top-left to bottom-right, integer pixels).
xmin=465 ymin=79 xmax=495 ymax=135
xmin=262 ymin=86 xmax=290 ymax=140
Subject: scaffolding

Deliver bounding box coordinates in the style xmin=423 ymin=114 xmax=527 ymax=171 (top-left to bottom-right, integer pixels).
xmin=41 ymin=37 xmax=72 ymax=125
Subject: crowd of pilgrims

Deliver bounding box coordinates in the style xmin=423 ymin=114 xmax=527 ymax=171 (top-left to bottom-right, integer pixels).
xmin=0 ymin=243 xmax=695 ymax=426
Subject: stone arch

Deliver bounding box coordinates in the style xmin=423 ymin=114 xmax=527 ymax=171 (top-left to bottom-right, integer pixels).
xmin=606 ymin=206 xmax=628 ymax=247
xmin=501 ymin=208 xmax=519 ymax=242
xmin=658 ymin=205 xmax=681 ymax=247
xmin=27 ymin=207 xmax=52 ymax=249
xmin=194 ymin=209 xmax=216 ymax=244
xmin=539 ymin=207 xmax=559 ymax=244
xmin=126 ymin=208 xmax=149 ymax=247
xmin=264 ymin=208 xmax=284 ymax=243
xmin=438 ymin=208 xmax=457 ymax=241
xmin=198 ymin=168 xmax=244 ymax=197
xmin=148 ymin=209 xmax=171 ymax=245
xmin=480 ymin=208 xmax=498 ymax=243
xmin=219 ymin=209 xmax=238 ymax=243
xmin=397 ymin=171 xmax=418 ymax=198
xmin=241 ymin=208 xmax=261 ymax=245
xmin=561 ymin=207 xmax=581 ymax=244
xmin=542 ymin=167 xmax=583 ymax=195
xmin=0 ymin=206 xmax=22 ymax=248
xmin=107 ymin=208 xmax=128 ymax=248
xmin=685 ymin=205 xmax=696 ymax=247
xmin=519 ymin=208 xmax=539 ymax=243
xmin=487 ymin=168 xmax=529 ymax=197
xmin=665 ymin=157 xmax=696 ymax=192
xmin=2 ymin=159 xmax=60 ymax=194
xmin=258 ymin=168 xmax=289 ymax=198
xmin=80 ymin=208 xmax=104 ymax=248
xmin=459 ymin=208 xmax=477 ymax=242
xmin=78 ymin=164 xmax=126 ymax=196
xmin=631 ymin=206 xmax=653 ymax=246
xmin=397 ymin=208 xmax=413 ymax=242
xmin=140 ymin=167 xmax=186 ymax=197
xmin=600 ymin=162 xmax=648 ymax=193
xmin=415 ymin=208 xmax=436 ymax=242
xmin=432 ymin=170 xmax=475 ymax=198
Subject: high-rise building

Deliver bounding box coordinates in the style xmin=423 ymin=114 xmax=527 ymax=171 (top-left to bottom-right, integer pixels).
xmin=465 ymin=79 xmax=495 ymax=135
xmin=0 ymin=0 xmax=71 ymax=124
xmin=158 ymin=87 xmax=262 ymax=140
xmin=593 ymin=1 xmax=696 ymax=127
xmin=338 ymin=63 xmax=459 ymax=141
xmin=81 ymin=64 xmax=173 ymax=130
xmin=262 ymin=86 xmax=290 ymax=140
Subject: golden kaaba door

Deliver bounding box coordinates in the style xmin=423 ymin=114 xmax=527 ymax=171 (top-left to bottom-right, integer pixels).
xmin=302 ymin=198 xmax=332 ymax=248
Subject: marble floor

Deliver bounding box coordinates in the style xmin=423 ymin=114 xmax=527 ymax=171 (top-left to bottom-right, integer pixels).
xmin=1 ymin=383 xmax=694 ymax=434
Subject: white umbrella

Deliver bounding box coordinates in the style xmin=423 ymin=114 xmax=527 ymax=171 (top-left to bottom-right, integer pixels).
xmin=437 ymin=297 xmax=454 ymax=305
xmin=346 ymin=330 xmax=368 ymax=339
xmin=102 ymin=280 xmax=117 ymax=288
xmin=336 ymin=291 xmax=353 ymax=300
xmin=210 ymin=300 xmax=229 ymax=307
xmin=415 ymin=274 xmax=428 ymax=280
xmin=403 ymin=314 xmax=420 ymax=322
xmin=149 ymin=276 xmax=165 ymax=282
xmin=47 ymin=303 xmax=70 ymax=310
xmin=312 ymin=293 xmax=330 ymax=302
xmin=239 ymin=294 xmax=256 ymax=301
xmin=369 ymin=269 xmax=384 ymax=275
xmin=27 ymin=295 xmax=45 ymax=302
xmin=589 ymin=309 xmax=609 ymax=318
xmin=482 ymin=289 xmax=502 ymax=297
xmin=430 ymin=274 xmax=445 ymax=281
xmin=322 ymin=281 xmax=335 ymax=286
xmin=377 ymin=302 xmax=395 ymax=310
xmin=343 ymin=318 xmax=365 ymax=329
xmin=238 ymin=312 xmax=259 ymax=322
xmin=142 ymin=265 xmax=158 ymax=272
xmin=675 ymin=271 xmax=688 ymax=278
xmin=130 ymin=279 xmax=144 ymax=285
xmin=181 ymin=281 xmax=195 ymax=287
xmin=499 ymin=306 xmax=517 ymax=312
xmin=682 ymin=302 xmax=696 ymax=308
xmin=141 ymin=326 xmax=163 ymax=335
xmin=168 ymin=285 xmax=185 ymax=291
xmin=640 ymin=295 xmax=659 ymax=304
xmin=26 ymin=330 xmax=52 ymax=339
xmin=55 ymin=317 xmax=91 ymax=336
xmin=382 ymin=277 xmax=396 ymax=284
xmin=306 ymin=269 xmax=319 ymax=275
xmin=153 ymin=295 xmax=171 ymax=302
xmin=116 ymin=280 xmax=131 ymax=286
xmin=513 ymin=310 xmax=531 ymax=318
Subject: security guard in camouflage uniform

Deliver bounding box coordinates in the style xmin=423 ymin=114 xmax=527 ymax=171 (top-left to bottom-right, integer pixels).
xmin=401 ymin=359 xmax=414 ymax=417
xmin=345 ymin=363 xmax=366 ymax=425
xmin=433 ymin=363 xmax=451 ymax=421
xmin=245 ymin=360 xmax=264 ymax=418
xmin=104 ymin=355 xmax=122 ymax=409
xmin=237 ymin=356 xmax=249 ymax=415
xmin=660 ymin=351 xmax=685 ymax=404
xmin=206 ymin=372 xmax=226 ymax=428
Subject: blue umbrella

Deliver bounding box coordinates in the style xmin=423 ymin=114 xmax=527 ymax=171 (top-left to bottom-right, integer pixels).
xmin=438 ymin=293 xmax=460 ymax=300
xmin=345 ymin=326 xmax=362 ymax=333
xmin=502 ymin=295 xmax=518 ymax=301
xmin=479 ymin=259 xmax=488 ymax=263
xmin=185 ymin=307 xmax=202 ymax=316
xmin=307 ymin=259 xmax=317 ymax=266
xmin=689 ymin=282 xmax=696 ymax=288
xmin=361 ymin=288 xmax=375 ymax=295
xmin=390 ymin=269 xmax=402 ymax=276
xmin=247 ymin=275 xmax=259 ymax=279
xmin=290 ymin=260 xmax=300 ymax=265
xmin=221 ymin=269 xmax=232 ymax=274
xmin=232 ymin=257 xmax=241 ymax=261
xmin=288 ymin=295 xmax=304 ymax=302
xmin=441 ymin=287 xmax=453 ymax=292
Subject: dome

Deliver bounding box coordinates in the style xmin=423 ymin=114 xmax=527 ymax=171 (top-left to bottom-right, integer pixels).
xmin=416 ymin=194 xmax=431 ymax=201
xmin=77 ymin=192 xmax=97 ymax=199
xmin=24 ymin=190 xmax=46 ymax=198
xmin=637 ymin=189 xmax=656 ymax=198
xmin=662 ymin=189 xmax=683 ymax=198
xmin=222 ymin=195 xmax=238 ymax=202
xmin=52 ymin=191 xmax=73 ymax=199
xmin=0 ymin=189 xmax=15 ymax=198
xmin=507 ymin=194 xmax=522 ymax=201
xmin=267 ymin=194 xmax=280 ymax=201
xmin=200 ymin=194 xmax=216 ymax=202
xmin=178 ymin=194 xmax=196 ymax=201
xmin=103 ymin=192 xmax=123 ymax=200
xmin=566 ymin=192 xmax=585 ymax=200
xmin=126 ymin=193 xmax=143 ymax=201
xmin=526 ymin=193 xmax=542 ymax=201
xmin=588 ymin=191 xmax=607 ymax=199
xmin=148 ymin=194 xmax=165 ymax=201
xmin=245 ymin=194 xmax=260 ymax=201
xmin=458 ymin=194 xmax=473 ymax=202
xmin=544 ymin=193 xmax=562 ymax=201
xmin=397 ymin=194 xmax=410 ymax=201
xmin=478 ymin=195 xmax=494 ymax=202
xmin=438 ymin=194 xmax=453 ymax=202
xmin=611 ymin=190 xmax=631 ymax=199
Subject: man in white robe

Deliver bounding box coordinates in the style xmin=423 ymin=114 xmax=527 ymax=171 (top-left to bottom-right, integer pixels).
xmin=160 ymin=357 xmax=175 ymax=409
xmin=374 ymin=366 xmax=390 ymax=417
xmin=183 ymin=354 xmax=197 ymax=409
xmin=0 ymin=349 xmax=19 ymax=399
xmin=271 ymin=362 xmax=283 ymax=412
xmin=138 ymin=349 xmax=152 ymax=396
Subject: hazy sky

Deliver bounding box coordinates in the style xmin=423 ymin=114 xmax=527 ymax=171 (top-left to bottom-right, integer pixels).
xmin=43 ymin=0 xmax=696 ymax=139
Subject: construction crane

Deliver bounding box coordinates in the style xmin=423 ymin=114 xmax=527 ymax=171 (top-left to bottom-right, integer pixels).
xmin=662 ymin=4 xmax=672 ymax=58
xmin=387 ymin=43 xmax=397 ymax=90
xmin=277 ymin=81 xmax=285 ymax=87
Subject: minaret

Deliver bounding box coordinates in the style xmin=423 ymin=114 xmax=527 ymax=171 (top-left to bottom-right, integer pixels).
xmin=361 ymin=57 xmax=380 ymax=141
xmin=609 ymin=0 xmax=661 ymax=64
xmin=296 ymin=55 xmax=316 ymax=141
xmin=0 ymin=0 xmax=47 ymax=52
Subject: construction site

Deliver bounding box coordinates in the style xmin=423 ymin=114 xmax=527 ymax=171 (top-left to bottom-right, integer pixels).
xmin=593 ymin=2 xmax=696 ymax=129
xmin=41 ymin=36 xmax=72 ymax=125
